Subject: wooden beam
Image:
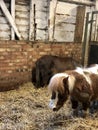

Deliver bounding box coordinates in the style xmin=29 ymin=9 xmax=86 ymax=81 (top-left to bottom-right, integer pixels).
xmin=54 ymin=0 xmax=95 ymax=6
xmin=49 ymin=0 xmax=58 ymax=41
xmin=52 ymin=0 xmax=58 ymax=41
xmin=29 ymin=0 xmax=34 ymax=41
xmin=74 ymin=6 xmax=86 ymax=43
xmin=11 ymin=0 xmax=15 ymax=40
xmin=0 ymin=0 xmax=22 ymax=40
xmin=96 ymin=0 xmax=98 ymax=10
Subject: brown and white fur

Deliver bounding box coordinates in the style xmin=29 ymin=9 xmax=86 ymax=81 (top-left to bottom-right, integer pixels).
xmin=48 ymin=65 xmax=98 ymax=116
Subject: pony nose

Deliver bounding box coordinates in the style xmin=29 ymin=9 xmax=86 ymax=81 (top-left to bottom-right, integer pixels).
xmin=53 ymin=107 xmax=57 ymax=111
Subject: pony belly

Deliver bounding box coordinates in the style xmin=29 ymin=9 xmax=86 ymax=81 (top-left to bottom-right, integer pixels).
xmin=79 ymin=92 xmax=90 ymax=101
xmin=71 ymin=91 xmax=91 ymax=104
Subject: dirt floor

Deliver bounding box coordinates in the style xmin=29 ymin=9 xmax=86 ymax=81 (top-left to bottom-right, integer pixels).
xmin=0 ymin=82 xmax=98 ymax=130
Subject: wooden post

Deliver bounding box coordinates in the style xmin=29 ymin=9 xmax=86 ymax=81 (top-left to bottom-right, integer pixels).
xmin=52 ymin=0 xmax=58 ymax=41
xmin=57 ymin=0 xmax=95 ymax=6
xmin=11 ymin=0 xmax=15 ymax=40
xmin=74 ymin=6 xmax=86 ymax=43
xmin=82 ymin=12 xmax=89 ymax=66
xmin=29 ymin=0 xmax=34 ymax=41
xmin=0 ymin=0 xmax=22 ymax=40
xmin=83 ymin=12 xmax=92 ymax=67
xmin=96 ymin=0 xmax=98 ymax=10
xmin=49 ymin=0 xmax=58 ymax=41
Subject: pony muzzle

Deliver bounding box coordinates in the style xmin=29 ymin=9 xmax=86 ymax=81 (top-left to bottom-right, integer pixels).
xmin=49 ymin=99 xmax=56 ymax=110
xmin=53 ymin=106 xmax=60 ymax=111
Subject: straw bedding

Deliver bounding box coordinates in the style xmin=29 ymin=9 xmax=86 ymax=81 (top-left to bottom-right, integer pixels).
xmin=0 ymin=82 xmax=98 ymax=130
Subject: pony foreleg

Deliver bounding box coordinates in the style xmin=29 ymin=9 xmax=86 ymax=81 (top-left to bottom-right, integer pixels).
xmin=71 ymin=98 xmax=79 ymax=116
xmin=81 ymin=102 xmax=90 ymax=117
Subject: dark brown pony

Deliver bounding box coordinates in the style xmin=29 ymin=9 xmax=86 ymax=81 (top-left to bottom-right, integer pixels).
xmin=32 ymin=55 xmax=81 ymax=87
xmin=48 ymin=65 xmax=98 ymax=116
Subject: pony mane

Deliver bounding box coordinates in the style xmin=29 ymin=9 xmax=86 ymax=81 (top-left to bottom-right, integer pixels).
xmin=48 ymin=73 xmax=68 ymax=94
xmin=87 ymin=64 xmax=98 ymax=74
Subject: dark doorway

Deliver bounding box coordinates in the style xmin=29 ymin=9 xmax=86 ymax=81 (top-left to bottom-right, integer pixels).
xmin=83 ymin=11 xmax=98 ymax=66
xmin=88 ymin=44 xmax=98 ymax=65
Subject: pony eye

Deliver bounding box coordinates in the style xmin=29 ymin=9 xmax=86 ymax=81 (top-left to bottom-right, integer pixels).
xmin=58 ymin=93 xmax=63 ymax=99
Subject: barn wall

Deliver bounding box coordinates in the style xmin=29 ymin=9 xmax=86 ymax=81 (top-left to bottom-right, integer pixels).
xmin=49 ymin=2 xmax=77 ymax=41
xmin=49 ymin=0 xmax=95 ymax=42
xmin=15 ymin=0 xmax=30 ymax=40
xmin=0 ymin=0 xmax=49 ymax=41
xmin=0 ymin=0 xmax=11 ymax=40
xmin=0 ymin=0 xmax=95 ymax=41
xmin=0 ymin=41 xmax=82 ymax=91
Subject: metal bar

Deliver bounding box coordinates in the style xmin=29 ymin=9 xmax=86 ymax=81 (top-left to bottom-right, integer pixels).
xmin=94 ymin=14 xmax=97 ymax=41
xmin=89 ymin=12 xmax=94 ymax=42
xmin=82 ymin=12 xmax=89 ymax=66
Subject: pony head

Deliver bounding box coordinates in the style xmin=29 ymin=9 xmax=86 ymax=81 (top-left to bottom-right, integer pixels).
xmin=48 ymin=73 xmax=75 ymax=111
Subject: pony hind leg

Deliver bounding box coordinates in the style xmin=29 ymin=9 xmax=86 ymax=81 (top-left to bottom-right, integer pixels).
xmin=90 ymin=100 xmax=98 ymax=114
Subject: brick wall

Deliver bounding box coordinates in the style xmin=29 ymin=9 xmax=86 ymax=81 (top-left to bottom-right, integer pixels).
xmin=0 ymin=40 xmax=82 ymax=91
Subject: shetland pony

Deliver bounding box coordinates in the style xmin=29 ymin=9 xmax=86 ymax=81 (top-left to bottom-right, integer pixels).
xmin=48 ymin=65 xmax=98 ymax=116
xmin=33 ymin=55 xmax=81 ymax=88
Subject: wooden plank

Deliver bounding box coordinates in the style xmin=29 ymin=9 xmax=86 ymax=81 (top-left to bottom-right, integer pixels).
xmin=74 ymin=6 xmax=86 ymax=42
xmin=36 ymin=29 xmax=46 ymax=40
xmin=0 ymin=23 xmax=10 ymax=30
xmin=11 ymin=0 xmax=15 ymax=40
xmin=0 ymin=16 xmax=9 ymax=24
xmin=56 ymin=2 xmax=77 ymax=15
xmin=18 ymin=25 xmax=29 ymax=31
xmin=55 ymin=23 xmax=75 ymax=32
xmin=0 ymin=0 xmax=22 ymax=40
xmin=56 ymin=14 xmax=76 ymax=24
xmin=15 ymin=4 xmax=29 ymax=11
xmin=54 ymin=30 xmax=74 ymax=42
xmin=0 ymin=30 xmax=11 ymax=40
xmin=15 ymin=1 xmax=30 ymax=40
xmin=15 ymin=19 xmax=29 ymax=26
xmin=0 ymin=30 xmax=11 ymax=35
xmin=16 ymin=11 xmax=29 ymax=18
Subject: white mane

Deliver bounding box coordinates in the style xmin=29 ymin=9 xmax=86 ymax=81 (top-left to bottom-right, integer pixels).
xmin=75 ymin=67 xmax=92 ymax=85
xmin=48 ymin=73 xmax=68 ymax=92
xmin=48 ymin=72 xmax=76 ymax=94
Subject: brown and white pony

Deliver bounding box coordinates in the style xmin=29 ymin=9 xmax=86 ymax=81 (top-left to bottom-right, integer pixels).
xmin=48 ymin=64 xmax=98 ymax=116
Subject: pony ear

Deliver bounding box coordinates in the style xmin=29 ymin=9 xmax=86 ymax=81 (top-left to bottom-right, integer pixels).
xmin=63 ymin=76 xmax=69 ymax=86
